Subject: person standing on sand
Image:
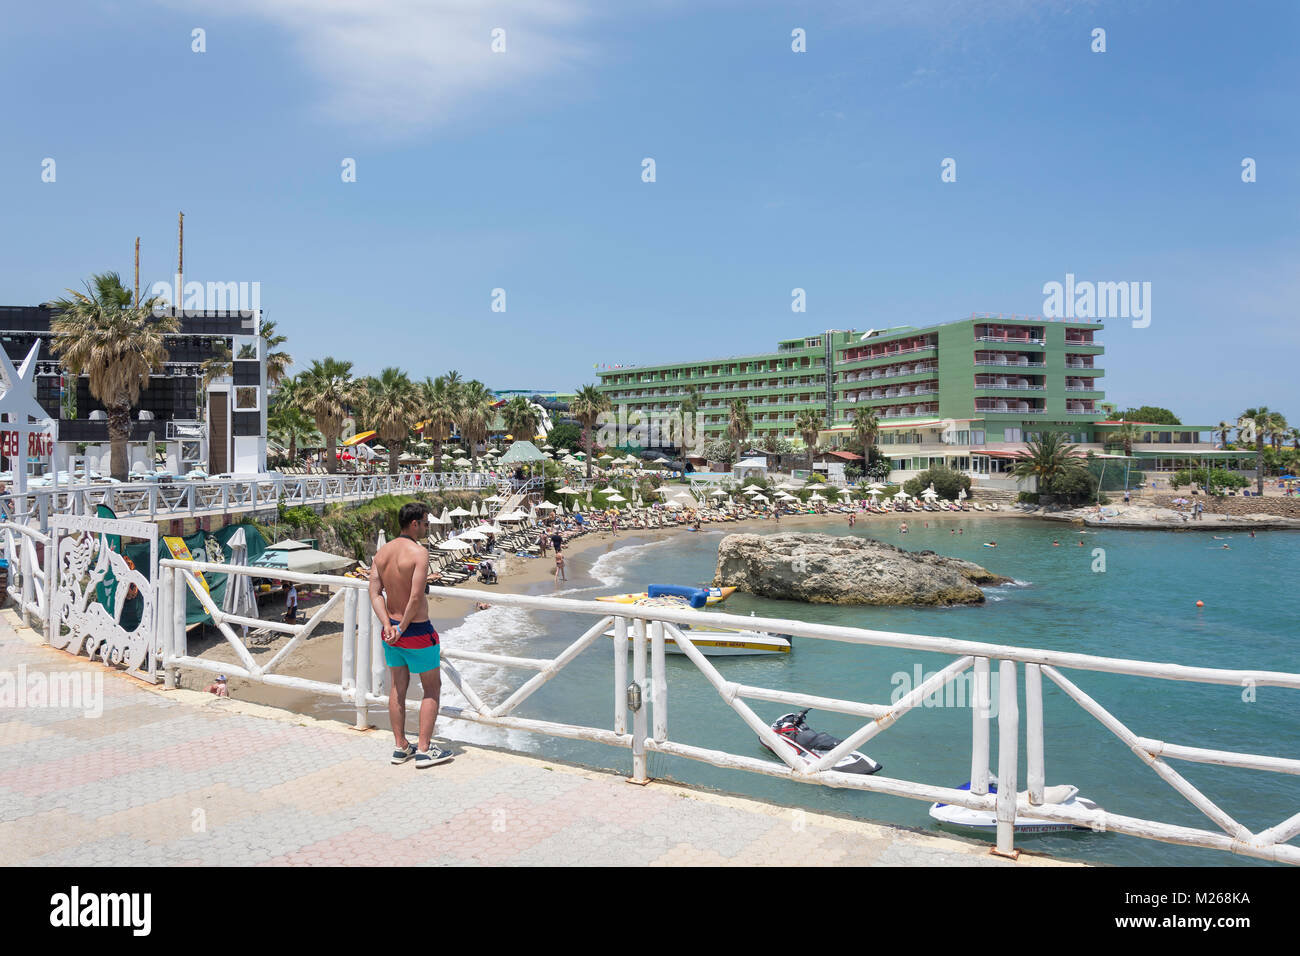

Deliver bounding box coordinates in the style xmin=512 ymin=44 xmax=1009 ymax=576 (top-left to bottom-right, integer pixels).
xmin=370 ymin=502 xmax=452 ymax=769
xmin=554 ymin=551 xmax=567 ymax=585
xmin=284 ymin=583 xmax=298 ymax=623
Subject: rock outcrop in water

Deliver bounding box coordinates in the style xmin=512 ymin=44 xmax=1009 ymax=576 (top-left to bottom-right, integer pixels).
xmin=712 ymin=533 xmax=1012 ymax=606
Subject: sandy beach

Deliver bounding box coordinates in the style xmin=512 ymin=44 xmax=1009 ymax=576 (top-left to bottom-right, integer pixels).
xmin=184 ymin=505 xmax=1034 ymax=714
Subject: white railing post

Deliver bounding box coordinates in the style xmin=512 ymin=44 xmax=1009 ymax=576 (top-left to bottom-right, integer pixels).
xmin=971 ymin=656 xmax=991 ymax=796
xmin=42 ymin=532 xmax=55 ymax=643
xmin=19 ymin=536 xmax=31 ymax=629
xmin=370 ymin=610 xmax=387 ymax=700
xmin=159 ymin=566 xmax=175 ymax=689
xmin=995 ymin=659 xmax=1019 ymax=857
xmin=1025 ymin=662 xmax=1044 ymax=805
xmin=173 ymin=565 xmax=188 ymax=659
xmin=650 ymin=619 xmax=667 ymax=743
xmin=341 ymin=588 xmax=357 ymax=690
xmin=355 ymin=603 xmax=372 ymax=729
xmin=613 ymin=616 xmax=628 ymax=734
xmin=37 ymin=494 xmax=49 ymax=535
xmin=630 ymin=617 xmax=648 ymax=783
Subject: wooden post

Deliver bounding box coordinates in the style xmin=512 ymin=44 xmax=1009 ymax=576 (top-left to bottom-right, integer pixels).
xmin=971 ymin=656 xmax=991 ymax=796
xmin=341 ymin=588 xmax=357 ymax=690
xmin=354 ymin=603 xmax=371 ymax=729
xmin=1025 ymin=662 xmax=1045 ymax=805
xmin=651 ymin=619 xmax=667 ymax=743
xmin=994 ymin=659 xmax=1019 ymax=859
xmin=629 ymin=617 xmax=648 ymax=784
xmin=613 ymin=616 xmax=627 ymax=734
xmin=159 ymin=567 xmax=174 ymax=688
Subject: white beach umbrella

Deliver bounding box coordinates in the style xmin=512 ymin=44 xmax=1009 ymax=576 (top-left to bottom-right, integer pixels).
xmin=868 ymin=482 xmax=888 ymax=492
xmin=752 ymin=493 xmax=769 ymax=502
xmin=809 ymin=492 xmax=826 ymax=501
xmin=535 ymin=501 xmax=558 ymax=510
xmin=497 ymin=510 xmax=529 ymax=522
xmin=557 ymin=501 xmax=566 ymax=514
xmin=867 ymin=488 xmax=881 ymax=499
xmin=471 ymin=524 xmax=498 ymax=534
xmin=743 ymin=484 xmax=764 ymax=492
xmin=958 ymin=488 xmax=968 ymax=500
xmin=470 ymin=500 xmax=480 ymax=517
xmin=557 ymin=487 xmax=582 ymax=495
xmin=448 ymin=507 xmax=472 ymax=518
xmin=893 ymin=489 xmax=911 ymax=500
xmin=458 ymin=530 xmax=488 ymax=542
xmin=921 ymin=487 xmax=939 ymax=500
xmin=376 ymin=529 xmax=387 ymax=550
xmin=710 ymin=489 xmax=729 ymax=497
xmin=222 ymin=528 xmax=257 ymax=621
xmin=484 ymin=494 xmax=504 ymax=503
xmin=437 ymin=538 xmax=473 ymax=551
xmin=605 ymin=493 xmax=627 ymax=503
xmin=439 ymin=507 xmax=450 ymax=523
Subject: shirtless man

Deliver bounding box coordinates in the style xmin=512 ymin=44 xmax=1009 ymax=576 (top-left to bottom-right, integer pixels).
xmin=369 ymin=503 xmax=452 ymax=768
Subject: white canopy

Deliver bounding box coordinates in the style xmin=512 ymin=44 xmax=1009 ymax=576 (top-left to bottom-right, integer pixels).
xmin=893 ymin=489 xmax=911 ymax=500
xmin=921 ymin=487 xmax=939 ymax=500
xmin=437 ymin=538 xmax=473 ymax=551
xmin=557 ymin=487 xmax=583 ymax=495
xmin=535 ymin=501 xmax=558 ymax=510
xmin=457 ymin=530 xmax=488 ymax=542
xmin=448 ymin=507 xmax=471 ymax=517
xmin=497 ymin=511 xmax=530 ymax=522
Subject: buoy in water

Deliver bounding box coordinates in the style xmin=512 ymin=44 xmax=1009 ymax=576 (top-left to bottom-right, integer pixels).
xmin=1196 ymin=600 xmax=1204 ymax=608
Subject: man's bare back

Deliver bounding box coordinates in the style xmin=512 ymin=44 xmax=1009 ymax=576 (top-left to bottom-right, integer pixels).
xmin=372 ymin=537 xmax=430 ymax=624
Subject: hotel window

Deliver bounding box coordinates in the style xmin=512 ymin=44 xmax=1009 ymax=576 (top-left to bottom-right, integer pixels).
xmin=1004 ymin=427 xmax=1023 ymax=442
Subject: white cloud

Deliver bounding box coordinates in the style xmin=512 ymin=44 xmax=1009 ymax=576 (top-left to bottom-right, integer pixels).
xmin=176 ymin=0 xmax=597 ymax=137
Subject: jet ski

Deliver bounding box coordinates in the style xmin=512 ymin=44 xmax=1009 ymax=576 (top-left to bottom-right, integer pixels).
xmin=764 ymin=709 xmax=882 ymax=775
xmin=928 ymin=776 xmax=1102 ymax=834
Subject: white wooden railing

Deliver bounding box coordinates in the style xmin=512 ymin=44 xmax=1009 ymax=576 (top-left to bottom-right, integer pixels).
xmin=152 ymin=560 xmax=1300 ymax=866
xmin=1 ymin=521 xmax=50 ymax=629
xmin=0 ymin=472 xmax=502 ymax=531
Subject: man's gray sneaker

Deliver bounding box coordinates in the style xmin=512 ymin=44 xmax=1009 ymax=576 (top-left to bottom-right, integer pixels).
xmin=415 ymin=746 xmax=453 ymax=768
xmin=391 ymin=743 xmax=417 ymax=764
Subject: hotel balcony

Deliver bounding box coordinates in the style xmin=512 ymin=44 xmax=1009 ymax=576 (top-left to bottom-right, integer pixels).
xmin=839 ymin=336 xmax=938 ymax=364
xmin=975 ymin=375 xmax=1045 ymax=390
xmin=975 ymin=399 xmax=1046 ymax=415
xmin=974 ymin=352 xmax=1044 ymax=368
xmin=838 ymin=360 xmax=938 ymax=383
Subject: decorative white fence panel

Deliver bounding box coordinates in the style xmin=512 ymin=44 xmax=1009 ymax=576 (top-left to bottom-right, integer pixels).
xmin=47 ymin=515 xmax=159 ymax=682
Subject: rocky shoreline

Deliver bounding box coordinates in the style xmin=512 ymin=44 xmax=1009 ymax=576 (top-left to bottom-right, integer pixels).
xmin=1034 ymin=504 xmax=1300 ymax=531
xmin=713 ymin=532 xmax=1012 ymax=606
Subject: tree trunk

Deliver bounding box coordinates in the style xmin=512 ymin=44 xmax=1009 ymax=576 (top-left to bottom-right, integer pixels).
xmin=289 ymin=435 xmax=297 ymax=463
xmin=108 ymin=400 xmax=132 ymax=482
xmin=1256 ymin=444 xmax=1264 ymax=494
xmin=433 ymin=438 xmax=443 ymax=474
xmin=326 ymin=435 xmax=338 ymax=474
xmin=390 ymin=445 xmax=400 ymax=477
xmin=584 ymin=423 xmax=592 ymax=479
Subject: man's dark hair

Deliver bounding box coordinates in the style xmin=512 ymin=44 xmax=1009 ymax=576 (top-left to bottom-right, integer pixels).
xmin=399 ymin=502 xmax=431 ymax=530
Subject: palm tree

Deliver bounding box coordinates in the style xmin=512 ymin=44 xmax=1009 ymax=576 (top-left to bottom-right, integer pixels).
xmin=570 ymin=384 xmax=611 ymax=479
xmin=362 ymin=368 xmax=420 ymax=475
xmin=502 ymin=396 xmax=541 ymax=445
xmin=50 ymin=272 xmax=179 ymax=481
xmin=268 ymin=402 xmax=319 ymax=465
xmin=725 ymin=399 xmax=752 ymax=468
xmin=1239 ymin=407 xmax=1271 ymax=494
xmin=199 ymin=317 xmax=293 ymax=392
xmin=298 ymin=358 xmax=362 ymax=474
xmin=1266 ymin=411 xmax=1289 ymax=452
xmin=258 ymin=319 xmax=293 ymax=386
xmin=1108 ymin=423 xmax=1142 ymax=456
xmin=455 ymin=380 xmax=495 ymax=467
xmin=1011 ymin=432 xmax=1087 ymax=496
xmin=851 ymin=407 xmax=880 ymax=464
xmin=795 ymin=409 xmax=822 ymax=473
xmin=418 ymin=375 xmax=459 ymax=473
xmin=1215 ymin=420 xmax=1235 ymax=448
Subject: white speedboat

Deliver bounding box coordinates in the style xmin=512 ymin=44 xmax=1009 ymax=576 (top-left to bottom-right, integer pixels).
xmin=604 ymin=597 xmax=791 ymax=656
xmin=929 ymin=777 xmax=1101 ymax=834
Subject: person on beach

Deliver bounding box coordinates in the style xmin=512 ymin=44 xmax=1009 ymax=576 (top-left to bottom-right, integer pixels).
xmin=554 ymin=551 xmax=566 ymax=585
xmin=550 ymin=529 xmax=563 ymax=553
xmin=536 ymin=528 xmax=549 ymax=556
xmin=205 ymin=675 xmax=229 ymax=697
xmin=370 ymin=502 xmax=452 ymax=769
xmin=284 ymin=583 xmax=298 ymax=623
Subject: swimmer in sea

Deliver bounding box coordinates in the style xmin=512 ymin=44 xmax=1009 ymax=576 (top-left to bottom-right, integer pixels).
xmin=984 ymin=542 xmax=996 ymax=548
xmin=1222 ymin=544 xmax=1231 ymax=550
xmin=1052 ymin=540 xmax=1059 ymax=546
xmin=1078 ymin=540 xmax=1085 ymax=546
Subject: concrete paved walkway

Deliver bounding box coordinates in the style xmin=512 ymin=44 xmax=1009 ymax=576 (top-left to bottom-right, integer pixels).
xmin=0 ymin=615 xmax=1082 ymax=867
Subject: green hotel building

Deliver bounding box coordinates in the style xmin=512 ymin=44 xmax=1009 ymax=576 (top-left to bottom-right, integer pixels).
xmin=596 ymin=315 xmax=1240 ymax=486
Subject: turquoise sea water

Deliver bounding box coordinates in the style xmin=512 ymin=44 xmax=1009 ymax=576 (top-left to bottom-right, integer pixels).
xmin=440 ymin=516 xmax=1300 ymax=866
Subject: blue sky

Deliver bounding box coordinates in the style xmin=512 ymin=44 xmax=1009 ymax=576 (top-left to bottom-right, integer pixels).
xmin=1 ymin=0 xmax=1295 ymax=425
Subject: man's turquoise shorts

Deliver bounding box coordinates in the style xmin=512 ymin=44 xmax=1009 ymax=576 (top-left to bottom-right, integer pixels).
xmin=383 ymin=619 xmax=441 ymax=673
